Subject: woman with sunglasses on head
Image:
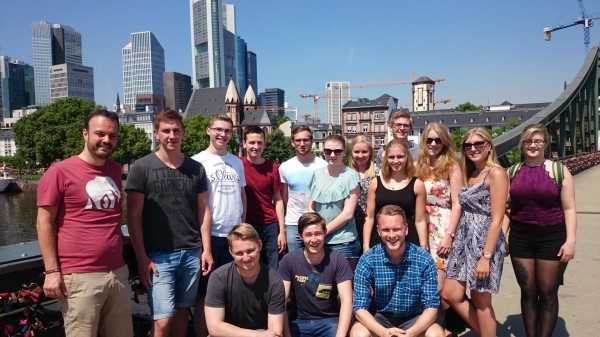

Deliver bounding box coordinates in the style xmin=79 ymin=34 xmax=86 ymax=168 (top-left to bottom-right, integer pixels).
xmin=441 ymin=127 xmax=508 ymax=337
xmin=308 ymin=134 xmax=361 ymax=268
xmin=507 ymin=124 xmax=576 ymax=337
xmin=348 ymin=136 xmax=376 ymax=249
xmin=362 ymin=138 xmax=428 ymax=252
xmin=416 ymin=123 xmax=464 ymax=335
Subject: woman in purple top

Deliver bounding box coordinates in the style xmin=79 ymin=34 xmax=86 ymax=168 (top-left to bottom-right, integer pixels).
xmin=508 ymin=124 xmax=576 ymax=337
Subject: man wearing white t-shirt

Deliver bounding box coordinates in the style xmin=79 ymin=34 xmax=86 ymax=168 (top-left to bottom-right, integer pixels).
xmin=279 ymin=125 xmax=327 ymax=252
xmin=191 ymin=114 xmax=246 ymax=337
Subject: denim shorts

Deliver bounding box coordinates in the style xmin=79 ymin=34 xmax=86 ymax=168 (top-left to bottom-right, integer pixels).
xmin=326 ymin=240 xmax=361 ymax=259
xmin=148 ymin=248 xmax=201 ymax=320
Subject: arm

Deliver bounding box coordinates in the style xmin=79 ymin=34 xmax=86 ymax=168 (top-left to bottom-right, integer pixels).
xmin=274 ymin=190 xmax=287 ymax=254
xmin=362 ymin=179 xmax=377 ymax=252
xmin=281 ymin=280 xmax=292 ymax=337
xmin=36 ymin=205 xmax=67 ymax=298
xmin=477 ymin=167 xmax=509 ymax=278
xmin=205 ymin=306 xmax=281 ymax=337
xmin=437 ymin=164 xmax=463 ymax=257
xmin=280 ymin=183 xmax=289 ymax=210
xmin=335 ymin=280 xmax=353 ymax=337
xmin=198 ymin=191 xmax=214 ymax=275
xmin=267 ymin=312 xmax=285 ymax=337
xmin=326 ymin=186 xmax=359 ymax=234
xmin=241 ymin=187 xmax=247 ymax=222
xmin=413 ymin=179 xmax=429 ymax=248
xmin=558 ymin=167 xmax=576 ymax=262
xmin=308 ymin=197 xmax=316 ymax=212
xmin=404 ymin=308 xmax=439 ymax=337
xmin=355 ymin=309 xmax=404 ymax=337
xmin=126 ymin=191 xmax=158 ymax=289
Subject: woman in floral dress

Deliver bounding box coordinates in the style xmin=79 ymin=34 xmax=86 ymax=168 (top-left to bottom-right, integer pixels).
xmin=348 ymin=136 xmax=376 ymax=249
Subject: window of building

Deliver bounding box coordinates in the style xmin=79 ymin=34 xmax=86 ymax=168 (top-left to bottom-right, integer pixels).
xmin=374 ymin=136 xmax=385 ymax=146
xmin=470 ymin=118 xmax=474 ymax=122
xmin=361 ymin=112 xmax=369 ymax=120
xmin=362 ymin=123 xmax=369 ymax=133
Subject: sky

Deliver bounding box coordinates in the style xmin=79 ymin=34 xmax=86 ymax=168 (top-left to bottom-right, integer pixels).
xmin=1 ymin=0 xmax=599 ymax=122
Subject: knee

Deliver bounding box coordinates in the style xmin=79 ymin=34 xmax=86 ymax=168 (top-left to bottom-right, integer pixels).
xmin=440 ymin=287 xmax=462 ymax=305
xmin=153 ymin=318 xmax=172 ymax=333
xmin=350 ymin=322 xmax=372 ymax=337
xmin=424 ymin=323 xmax=445 ymax=337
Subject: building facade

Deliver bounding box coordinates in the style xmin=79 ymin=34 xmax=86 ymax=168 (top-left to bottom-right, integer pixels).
xmin=122 ymin=31 xmax=165 ymax=111
xmin=260 ymin=88 xmax=285 ymax=116
xmin=0 ymin=56 xmax=35 ymax=119
xmin=342 ymin=94 xmax=397 ymax=150
xmin=32 ymin=21 xmax=82 ymax=106
xmin=326 ymin=81 xmax=350 ymax=126
xmin=163 ymin=72 xmax=192 ymax=112
xmin=246 ymin=51 xmax=257 ymax=94
xmin=49 ymin=63 xmax=94 ymax=103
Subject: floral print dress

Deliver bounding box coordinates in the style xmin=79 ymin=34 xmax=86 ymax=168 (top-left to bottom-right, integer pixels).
xmin=424 ymin=178 xmax=452 ymax=270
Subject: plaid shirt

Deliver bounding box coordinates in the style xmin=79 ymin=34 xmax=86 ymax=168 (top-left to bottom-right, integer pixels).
xmin=353 ymin=242 xmax=439 ymax=318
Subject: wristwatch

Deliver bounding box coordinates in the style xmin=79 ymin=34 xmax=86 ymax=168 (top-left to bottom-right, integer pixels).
xmin=482 ymin=251 xmax=492 ymax=259
xmin=445 ymin=230 xmax=455 ymax=238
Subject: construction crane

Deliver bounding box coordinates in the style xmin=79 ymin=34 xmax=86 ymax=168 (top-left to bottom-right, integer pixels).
xmin=299 ymin=94 xmax=321 ymax=123
xmin=433 ymin=98 xmax=452 ymax=110
xmin=543 ymin=0 xmax=599 ymax=53
xmin=350 ymin=77 xmax=445 ymax=89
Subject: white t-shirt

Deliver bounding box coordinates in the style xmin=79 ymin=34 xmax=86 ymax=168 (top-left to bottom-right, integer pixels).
xmin=279 ymin=156 xmax=327 ymax=228
xmin=192 ymin=151 xmax=246 ymax=237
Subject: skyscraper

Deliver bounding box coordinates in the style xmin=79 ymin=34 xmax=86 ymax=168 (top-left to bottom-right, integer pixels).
xmin=32 ymin=21 xmax=82 ymax=106
xmin=164 ymin=72 xmax=192 ymax=112
xmin=49 ymin=63 xmax=94 ymax=103
xmin=260 ymin=88 xmax=285 ymax=117
xmin=0 ymin=56 xmax=35 ymax=119
xmin=326 ymin=81 xmax=350 ymax=125
xmin=122 ymin=31 xmax=165 ymax=111
xmin=246 ymin=51 xmax=257 ymax=95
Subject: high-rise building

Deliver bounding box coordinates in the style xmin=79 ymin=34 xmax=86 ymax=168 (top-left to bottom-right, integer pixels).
xmin=235 ymin=37 xmax=247 ymax=97
xmin=49 ymin=63 xmax=94 ymax=103
xmin=164 ymin=72 xmax=192 ymax=112
xmin=260 ymin=88 xmax=285 ymax=117
xmin=0 ymin=56 xmax=35 ymax=119
xmin=32 ymin=21 xmax=82 ymax=106
xmin=122 ymin=31 xmax=165 ymax=111
xmin=246 ymin=51 xmax=257 ymax=94
xmin=325 ymin=81 xmax=350 ymax=125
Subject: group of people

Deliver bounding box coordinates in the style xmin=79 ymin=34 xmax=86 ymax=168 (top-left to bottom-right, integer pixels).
xmin=35 ymin=108 xmax=577 ymax=337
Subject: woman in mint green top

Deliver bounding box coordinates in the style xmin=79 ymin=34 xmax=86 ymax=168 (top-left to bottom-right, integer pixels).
xmin=308 ymin=134 xmax=360 ymax=268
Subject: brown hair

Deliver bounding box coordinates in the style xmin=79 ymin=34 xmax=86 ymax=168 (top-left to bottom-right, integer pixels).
xmin=297 ymin=212 xmax=326 ymax=235
xmin=416 ymin=122 xmax=458 ymax=181
xmin=389 ymin=110 xmax=412 ymax=127
xmin=154 ymin=109 xmax=183 ymax=130
xmin=227 ymin=223 xmax=260 ymax=247
xmin=519 ymin=123 xmax=549 ymax=150
xmin=376 ymin=204 xmax=407 ymax=227
xmin=291 ymin=125 xmax=313 ymax=140
xmin=381 ymin=138 xmax=415 ymax=181
xmin=460 ymin=127 xmax=501 ymax=186
xmin=348 ymin=135 xmax=375 ymax=179
xmin=85 ymin=109 xmax=119 ymax=130
xmin=324 ymin=134 xmax=346 ymax=148
xmin=209 ymin=114 xmax=233 ymax=128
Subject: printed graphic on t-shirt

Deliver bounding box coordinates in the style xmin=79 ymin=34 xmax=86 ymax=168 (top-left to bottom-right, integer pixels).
xmin=85 ymin=176 xmax=121 ymax=209
xmin=294 ymin=271 xmax=333 ymax=300
xmin=150 ymin=166 xmax=199 ymax=214
xmin=207 ymin=161 xmax=241 ymax=196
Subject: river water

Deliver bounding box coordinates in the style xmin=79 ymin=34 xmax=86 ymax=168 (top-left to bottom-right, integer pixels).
xmin=0 ymin=191 xmax=38 ymax=245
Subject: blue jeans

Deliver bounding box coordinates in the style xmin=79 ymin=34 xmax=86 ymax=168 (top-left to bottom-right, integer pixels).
xmin=286 ymin=225 xmax=304 ymax=252
xmin=147 ymin=248 xmax=201 ymax=320
xmin=251 ymin=222 xmax=280 ymax=269
xmin=326 ymin=240 xmax=361 ymax=259
xmin=289 ymin=316 xmax=339 ymax=337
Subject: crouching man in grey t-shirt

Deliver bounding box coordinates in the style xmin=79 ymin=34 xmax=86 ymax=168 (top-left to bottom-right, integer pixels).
xmin=204 ymin=223 xmax=286 ymax=337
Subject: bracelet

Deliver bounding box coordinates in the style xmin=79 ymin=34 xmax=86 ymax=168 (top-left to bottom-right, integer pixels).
xmin=41 ymin=268 xmax=61 ymax=277
xmin=445 ymin=230 xmax=455 ymax=238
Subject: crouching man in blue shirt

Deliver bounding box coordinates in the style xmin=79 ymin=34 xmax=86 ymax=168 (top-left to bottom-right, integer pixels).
xmin=351 ymin=205 xmax=444 ymax=337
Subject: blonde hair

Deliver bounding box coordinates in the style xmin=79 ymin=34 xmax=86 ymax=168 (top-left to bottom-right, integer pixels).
xmin=460 ymin=127 xmax=501 ymax=186
xmin=227 ymin=223 xmax=260 ymax=247
xmin=381 ymin=138 xmax=415 ymax=181
xmin=416 ymin=123 xmax=458 ymax=181
xmin=348 ymin=136 xmax=376 ymax=179
xmin=519 ymin=123 xmax=549 ymax=152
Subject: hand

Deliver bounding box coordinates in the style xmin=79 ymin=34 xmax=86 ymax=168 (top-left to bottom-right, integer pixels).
xmin=277 ymin=232 xmax=287 ymax=254
xmin=43 ymin=272 xmax=67 ymax=298
xmin=138 ymin=256 xmax=159 ymax=289
xmin=378 ymin=327 xmax=406 ymax=337
xmin=558 ymin=241 xmax=576 ymax=263
xmin=257 ymin=329 xmax=282 ymax=337
xmin=475 ymin=257 xmax=490 ymax=280
xmin=201 ymin=250 xmax=214 ymax=276
xmin=436 ymin=235 xmax=453 ymax=257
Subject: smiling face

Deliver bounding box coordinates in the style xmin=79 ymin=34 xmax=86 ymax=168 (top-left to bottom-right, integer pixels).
xmin=521 ymin=131 xmax=547 ymax=160
xmin=391 ymin=116 xmax=412 ymax=140
xmin=292 ymin=130 xmax=313 ymax=157
xmin=229 ymin=238 xmax=262 ymax=273
xmin=386 ymin=145 xmax=407 ymax=173
xmin=83 ymin=115 xmax=118 ymax=160
xmin=243 ymin=132 xmax=265 ymax=160
xmin=377 ymin=214 xmax=408 ymax=253
xmin=462 ymin=134 xmax=490 ymax=164
xmin=426 ymin=130 xmax=444 ymax=158
xmin=206 ymin=119 xmax=233 ymax=151
xmin=351 ymin=142 xmax=371 ymax=170
xmin=154 ymin=119 xmax=184 ymax=152
xmin=323 ymin=139 xmax=345 ymax=166
xmin=300 ymin=224 xmax=326 ymax=255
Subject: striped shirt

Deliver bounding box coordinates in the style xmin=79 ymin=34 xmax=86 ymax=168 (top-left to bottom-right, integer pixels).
xmin=353 ymin=242 xmax=439 ymax=318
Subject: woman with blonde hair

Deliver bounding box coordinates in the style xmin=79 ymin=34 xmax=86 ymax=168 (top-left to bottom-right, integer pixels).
xmin=507 ymin=124 xmax=576 ymax=337
xmin=441 ymin=127 xmax=508 ymax=337
xmin=348 ymin=136 xmax=376 ymax=248
xmin=362 ymin=138 xmax=428 ymax=251
xmin=416 ymin=123 xmax=464 ymax=334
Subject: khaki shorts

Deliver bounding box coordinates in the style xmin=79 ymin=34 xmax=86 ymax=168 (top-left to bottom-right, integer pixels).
xmin=58 ymin=264 xmax=133 ymax=337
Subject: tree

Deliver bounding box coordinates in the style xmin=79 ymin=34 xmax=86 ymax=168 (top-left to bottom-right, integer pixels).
xmin=455 ymin=102 xmax=484 ymax=112
xmin=273 ymin=114 xmax=290 ymax=127
xmin=111 ymin=124 xmax=152 ymax=165
xmin=262 ymin=129 xmax=295 ymax=163
xmin=180 ymin=114 xmax=239 ymax=156
xmin=13 ymin=97 xmax=99 ymax=166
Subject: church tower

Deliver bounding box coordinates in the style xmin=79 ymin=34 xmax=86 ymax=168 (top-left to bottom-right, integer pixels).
xmin=225 ymin=78 xmax=241 ymax=125
xmin=412 ymin=76 xmax=436 ymax=112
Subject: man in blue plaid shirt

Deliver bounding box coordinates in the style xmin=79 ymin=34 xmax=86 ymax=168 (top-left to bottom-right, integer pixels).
xmin=351 ymin=205 xmax=444 ymax=337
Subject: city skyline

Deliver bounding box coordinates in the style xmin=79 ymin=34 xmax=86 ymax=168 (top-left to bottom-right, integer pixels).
xmin=1 ymin=1 xmax=599 ymax=121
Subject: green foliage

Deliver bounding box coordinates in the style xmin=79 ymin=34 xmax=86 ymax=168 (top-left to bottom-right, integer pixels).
xmin=262 ymin=129 xmax=295 ymax=163
xmin=454 ymin=102 xmax=484 ymax=112
xmin=111 ymin=124 xmax=152 ymax=165
xmin=180 ymin=114 xmax=239 ymax=156
xmin=13 ymin=97 xmax=99 ymax=166
xmin=451 ymin=129 xmax=467 ymax=151
xmin=273 ymin=114 xmax=290 ymax=127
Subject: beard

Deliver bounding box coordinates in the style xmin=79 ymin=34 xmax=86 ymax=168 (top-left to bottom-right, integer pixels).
xmin=87 ymin=140 xmax=114 ymax=159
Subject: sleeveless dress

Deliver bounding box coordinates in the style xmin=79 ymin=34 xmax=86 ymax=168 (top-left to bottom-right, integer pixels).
xmin=354 ymin=176 xmax=373 ymax=245
xmin=445 ymin=170 xmax=505 ymax=294
xmin=424 ymin=178 xmax=452 ymax=270
xmin=371 ymin=176 xmax=419 ymax=247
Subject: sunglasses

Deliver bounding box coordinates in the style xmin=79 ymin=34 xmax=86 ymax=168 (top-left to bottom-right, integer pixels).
xmin=462 ymin=141 xmax=487 ymax=150
xmin=323 ymin=148 xmax=344 ymax=156
xmin=426 ymin=137 xmax=442 ymax=145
